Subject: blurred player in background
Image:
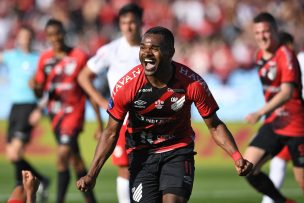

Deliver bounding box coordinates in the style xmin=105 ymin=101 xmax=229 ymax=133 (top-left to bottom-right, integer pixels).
xmin=244 ymin=13 xmax=304 ymax=203
xmin=261 ymin=31 xmax=295 ymax=203
xmin=77 ymin=26 xmax=253 ymax=203
xmin=32 ymin=19 xmax=101 ymax=203
xmin=0 ymin=25 xmax=49 ymax=202
xmin=78 ymin=3 xmax=143 ymax=203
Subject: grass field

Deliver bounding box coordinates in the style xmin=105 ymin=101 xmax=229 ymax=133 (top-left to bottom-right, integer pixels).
xmin=0 ymin=119 xmax=302 ymax=203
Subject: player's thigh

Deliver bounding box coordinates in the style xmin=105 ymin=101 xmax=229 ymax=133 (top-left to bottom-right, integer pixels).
xmin=163 ymin=193 xmax=187 ymax=203
xmin=160 ymin=153 xmax=195 ymax=201
xmin=129 ymin=152 xmax=161 ymax=203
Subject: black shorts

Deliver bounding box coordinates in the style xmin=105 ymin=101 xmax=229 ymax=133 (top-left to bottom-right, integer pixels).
xmin=249 ymin=124 xmax=304 ymax=167
xmin=128 ymin=145 xmax=196 ymax=203
xmin=53 ymin=127 xmax=81 ymax=153
xmin=7 ymin=103 xmax=37 ymax=143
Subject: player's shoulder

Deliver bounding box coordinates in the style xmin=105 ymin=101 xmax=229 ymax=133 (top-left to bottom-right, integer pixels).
xmin=97 ymin=37 xmax=122 ymax=53
xmin=40 ymin=48 xmax=54 ymax=59
xmin=276 ymin=45 xmax=293 ymax=58
xmin=112 ymin=64 xmax=143 ymax=96
xmin=174 ymin=61 xmax=205 ymax=83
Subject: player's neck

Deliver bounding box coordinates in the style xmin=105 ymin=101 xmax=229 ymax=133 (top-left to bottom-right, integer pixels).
xmin=53 ymin=45 xmax=72 ymax=58
xmin=146 ymin=63 xmax=174 ymax=88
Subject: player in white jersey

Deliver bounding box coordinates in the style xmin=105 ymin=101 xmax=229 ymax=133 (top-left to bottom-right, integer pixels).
xmin=77 ymin=3 xmax=143 ymax=203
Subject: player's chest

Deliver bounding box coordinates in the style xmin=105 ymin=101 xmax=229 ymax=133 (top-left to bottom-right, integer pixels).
xmin=258 ymin=59 xmax=281 ymax=85
xmin=132 ymin=83 xmax=187 ymax=116
xmin=43 ymin=57 xmax=79 ymax=79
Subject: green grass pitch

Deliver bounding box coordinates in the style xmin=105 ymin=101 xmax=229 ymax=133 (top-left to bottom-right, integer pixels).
xmin=0 ymin=119 xmax=302 ymax=202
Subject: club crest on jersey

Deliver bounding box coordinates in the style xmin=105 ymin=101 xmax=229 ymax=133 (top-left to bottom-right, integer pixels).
xmin=267 ymin=64 xmax=277 ymax=81
xmin=155 ymin=99 xmax=164 ymax=109
xmin=64 ymin=61 xmax=77 ymax=75
xmin=171 ymin=96 xmax=185 ymax=111
xmin=108 ymin=98 xmax=114 ymax=109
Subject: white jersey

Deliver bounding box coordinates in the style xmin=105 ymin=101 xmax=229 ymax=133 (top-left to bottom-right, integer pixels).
xmin=87 ymin=37 xmax=140 ymax=93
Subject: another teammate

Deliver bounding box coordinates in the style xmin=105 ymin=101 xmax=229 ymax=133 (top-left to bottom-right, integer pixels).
xmin=77 ymin=3 xmax=143 ymax=202
xmin=32 ymin=19 xmax=99 ymax=203
xmin=243 ymin=13 xmax=304 ymax=203
xmin=0 ymin=25 xmax=49 ymax=202
xmin=261 ymin=31 xmax=295 ymax=203
xmin=77 ymin=26 xmax=253 ymax=203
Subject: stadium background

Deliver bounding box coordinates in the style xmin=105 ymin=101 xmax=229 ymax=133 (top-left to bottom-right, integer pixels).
xmin=0 ymin=0 xmax=303 ymax=202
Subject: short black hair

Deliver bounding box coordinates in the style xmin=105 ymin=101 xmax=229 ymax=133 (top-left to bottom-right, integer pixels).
xmin=144 ymin=26 xmax=174 ymax=49
xmin=253 ymin=12 xmax=278 ymax=31
xmin=279 ymin=31 xmax=294 ymax=46
xmin=45 ymin=18 xmax=65 ymax=33
xmin=118 ymin=3 xmax=143 ymax=20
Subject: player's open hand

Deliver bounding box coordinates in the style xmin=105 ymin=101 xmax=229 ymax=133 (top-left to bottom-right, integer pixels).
xmin=76 ymin=175 xmax=96 ymax=192
xmin=234 ymin=158 xmax=253 ymax=176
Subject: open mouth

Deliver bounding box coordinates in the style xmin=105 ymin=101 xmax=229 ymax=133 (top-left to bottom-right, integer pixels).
xmin=144 ymin=58 xmax=156 ymax=71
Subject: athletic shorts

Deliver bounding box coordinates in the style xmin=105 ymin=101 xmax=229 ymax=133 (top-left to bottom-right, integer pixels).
xmin=128 ymin=145 xmax=196 ymax=203
xmin=112 ymin=123 xmax=128 ymax=166
xmin=249 ymin=124 xmax=304 ymax=167
xmin=276 ymin=146 xmax=291 ymax=161
xmin=7 ymin=103 xmax=37 ymax=143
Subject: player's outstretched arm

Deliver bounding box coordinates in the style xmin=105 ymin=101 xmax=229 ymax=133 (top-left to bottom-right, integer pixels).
xmin=204 ymin=113 xmax=253 ymax=176
xmin=77 ymin=66 xmax=109 ymax=109
xmin=76 ymin=116 xmax=122 ymax=191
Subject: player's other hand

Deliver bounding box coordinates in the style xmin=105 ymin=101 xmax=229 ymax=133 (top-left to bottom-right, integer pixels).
xmin=76 ymin=175 xmax=96 ymax=192
xmin=245 ymin=111 xmax=262 ymax=124
xmin=234 ymin=159 xmax=253 ymax=176
xmin=22 ymin=170 xmax=40 ymax=194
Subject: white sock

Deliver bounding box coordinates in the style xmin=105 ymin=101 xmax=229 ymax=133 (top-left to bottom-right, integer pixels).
xmin=117 ymin=176 xmax=130 ymax=203
xmin=261 ymin=157 xmax=287 ymax=203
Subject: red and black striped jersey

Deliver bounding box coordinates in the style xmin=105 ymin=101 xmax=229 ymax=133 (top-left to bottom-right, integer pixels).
xmin=35 ymin=48 xmax=87 ymax=132
xmin=107 ymin=61 xmax=219 ymax=153
xmin=256 ymin=45 xmax=304 ymax=136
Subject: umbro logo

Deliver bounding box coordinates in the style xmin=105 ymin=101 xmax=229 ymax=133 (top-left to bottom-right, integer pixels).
xmin=134 ymin=100 xmax=147 ymax=108
xmin=132 ymin=183 xmax=143 ymax=202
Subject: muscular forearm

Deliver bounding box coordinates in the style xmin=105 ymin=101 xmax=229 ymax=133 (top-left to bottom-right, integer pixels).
xmin=87 ymin=128 xmax=119 ymax=178
xmin=26 ymin=192 xmax=36 ymax=203
xmin=209 ymin=123 xmax=239 ymax=156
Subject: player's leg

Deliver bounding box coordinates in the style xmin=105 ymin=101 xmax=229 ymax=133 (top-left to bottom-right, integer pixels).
xmin=113 ymin=124 xmax=130 ymax=203
xmin=160 ymin=146 xmax=195 ymax=203
xmin=56 ymin=142 xmax=72 ymax=203
xmin=288 ymin=137 xmax=304 ymax=193
xmin=6 ymin=104 xmax=48 ymax=186
xmin=70 ymin=137 xmax=97 ymax=203
xmin=129 ymin=151 xmax=161 ymax=203
xmin=262 ymin=147 xmax=289 ymax=203
xmin=243 ymin=124 xmax=289 ymax=203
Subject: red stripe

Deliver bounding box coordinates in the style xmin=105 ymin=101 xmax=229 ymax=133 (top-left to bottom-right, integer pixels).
xmin=138 ymin=91 xmax=174 ymax=114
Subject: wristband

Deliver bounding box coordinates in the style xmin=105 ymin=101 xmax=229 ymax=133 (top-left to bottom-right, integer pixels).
xmin=231 ymin=151 xmax=242 ymax=162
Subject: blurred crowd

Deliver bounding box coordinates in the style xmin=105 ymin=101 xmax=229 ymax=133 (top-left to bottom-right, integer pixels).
xmin=1 ymin=0 xmax=304 ymax=83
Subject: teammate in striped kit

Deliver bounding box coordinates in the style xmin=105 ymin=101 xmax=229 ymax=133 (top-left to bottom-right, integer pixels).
xmin=243 ymin=13 xmax=304 ymax=203
xmin=77 ymin=26 xmax=253 ymax=203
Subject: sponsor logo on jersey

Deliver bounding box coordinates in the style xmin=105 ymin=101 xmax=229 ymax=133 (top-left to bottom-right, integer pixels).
xmin=171 ymin=96 xmax=185 ymax=111
xmin=155 ymin=99 xmax=164 ymax=109
xmin=179 ymin=66 xmax=210 ymax=95
xmin=112 ymin=67 xmax=141 ymax=96
xmin=132 ymin=183 xmax=143 ymax=202
xmin=139 ymin=87 xmax=152 ymax=92
xmin=108 ymin=97 xmax=114 ymax=109
xmin=134 ymin=100 xmax=147 ymax=108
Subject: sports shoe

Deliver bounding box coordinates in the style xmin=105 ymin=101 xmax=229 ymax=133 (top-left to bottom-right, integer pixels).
xmin=37 ymin=177 xmax=50 ymax=203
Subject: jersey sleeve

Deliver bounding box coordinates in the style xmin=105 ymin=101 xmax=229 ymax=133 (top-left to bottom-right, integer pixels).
xmin=87 ymin=45 xmax=110 ymax=74
xmin=107 ymin=89 xmax=130 ymax=122
xmin=188 ymin=80 xmax=219 ymax=118
xmin=278 ymin=47 xmax=298 ymax=84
